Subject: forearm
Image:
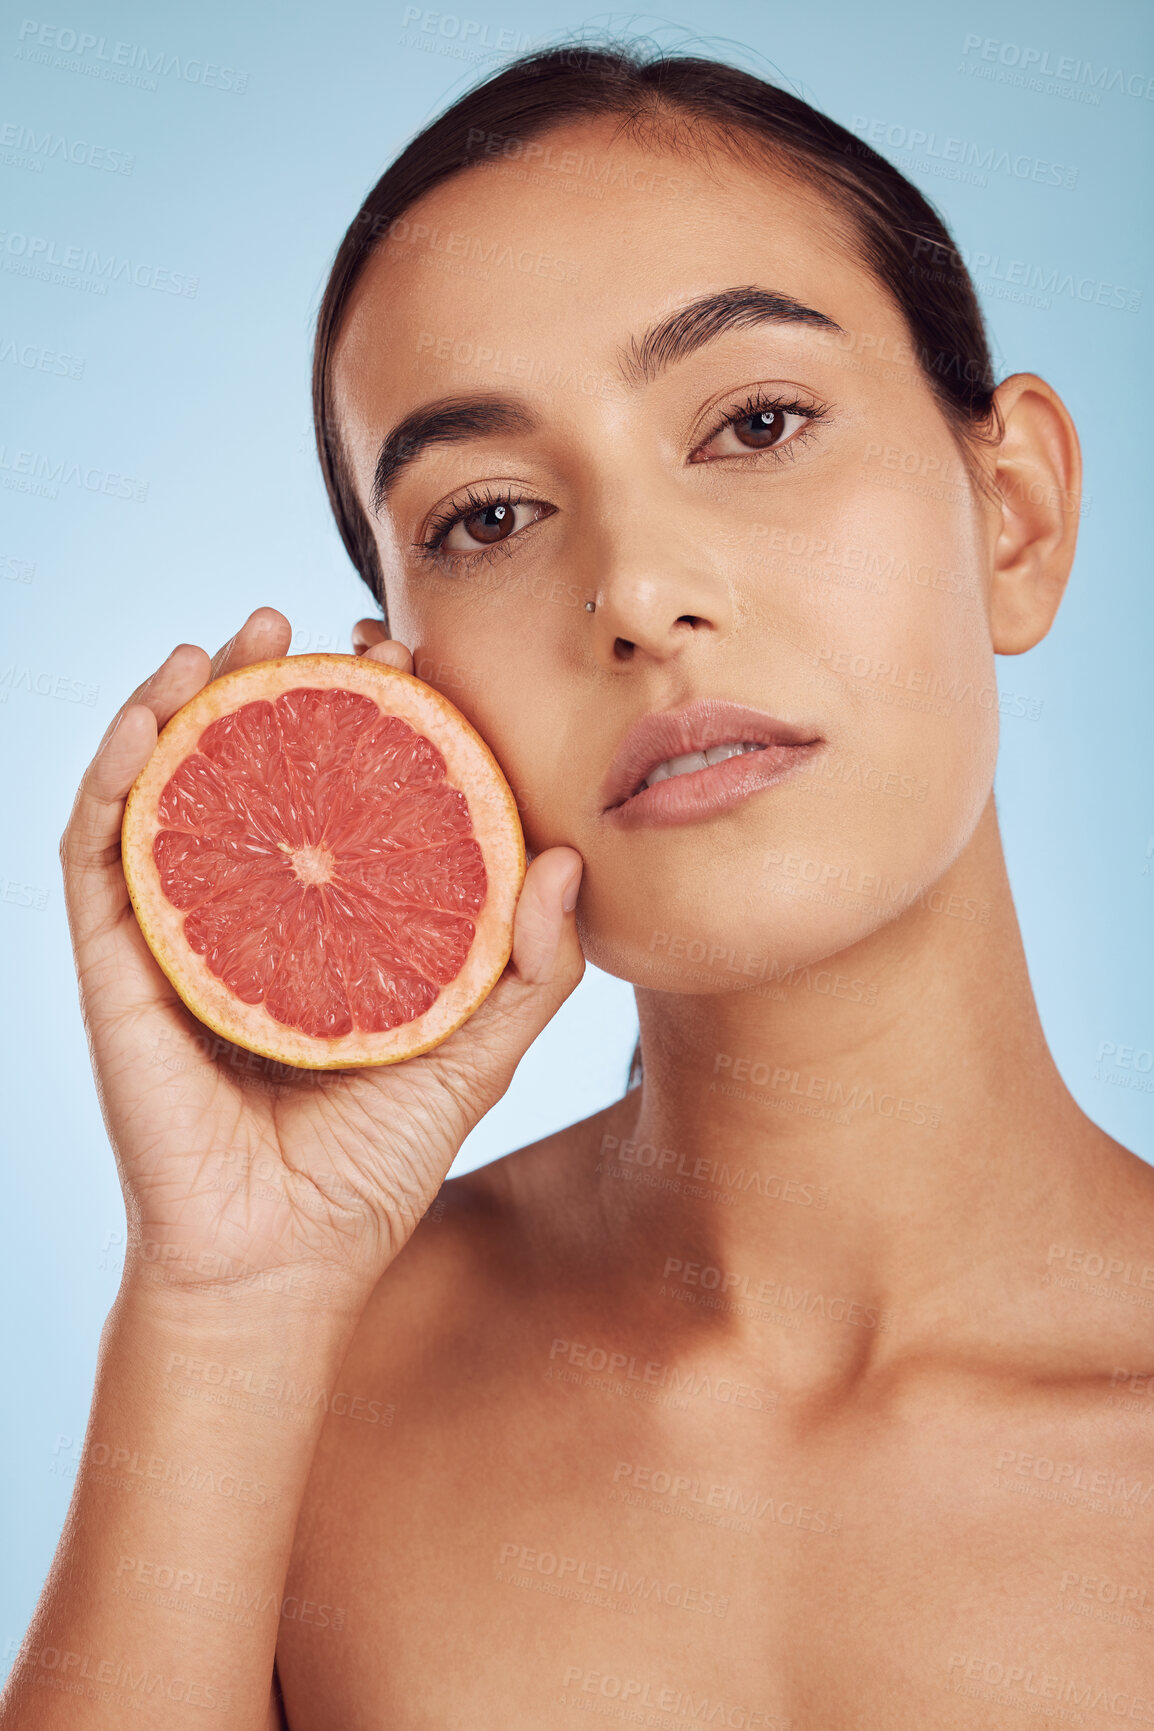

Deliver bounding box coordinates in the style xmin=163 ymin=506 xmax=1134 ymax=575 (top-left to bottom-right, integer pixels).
xmin=0 ymin=1273 xmax=369 ymax=1728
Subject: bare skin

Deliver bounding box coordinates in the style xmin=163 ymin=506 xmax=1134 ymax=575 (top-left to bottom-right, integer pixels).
xmin=5 ymin=114 xmax=1152 ymax=1730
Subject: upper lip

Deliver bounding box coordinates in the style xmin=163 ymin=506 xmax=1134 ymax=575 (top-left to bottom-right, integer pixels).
xmin=601 ymin=698 xmax=823 ymax=811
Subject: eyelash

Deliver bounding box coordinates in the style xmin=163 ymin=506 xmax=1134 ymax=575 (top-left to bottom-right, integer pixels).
xmin=417 ymin=485 xmax=531 ymax=574
xmin=708 ymin=389 xmax=827 ymax=460
xmin=413 ymin=389 xmax=828 ymax=573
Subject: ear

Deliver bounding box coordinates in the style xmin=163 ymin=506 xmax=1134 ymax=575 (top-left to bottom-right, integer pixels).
xmin=985 ymin=373 xmax=1082 ymax=655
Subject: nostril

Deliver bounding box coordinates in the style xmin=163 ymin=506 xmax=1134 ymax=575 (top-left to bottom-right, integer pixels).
xmin=613 ymin=637 xmax=635 ymax=660
xmin=677 ymin=615 xmax=704 ymax=628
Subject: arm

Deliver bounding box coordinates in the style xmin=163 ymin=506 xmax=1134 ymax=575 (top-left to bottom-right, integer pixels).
xmin=266 ymin=1665 xmax=287 ymax=1730
xmin=0 ymin=609 xmax=584 ymax=1729
xmin=6 ymin=1282 xmax=359 ymax=1727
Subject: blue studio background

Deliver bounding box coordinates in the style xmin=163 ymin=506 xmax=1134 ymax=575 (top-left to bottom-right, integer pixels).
xmin=1 ymin=0 xmax=1151 ymax=1654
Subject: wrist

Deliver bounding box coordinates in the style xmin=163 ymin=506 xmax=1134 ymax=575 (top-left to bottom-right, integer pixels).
xmin=114 ymin=1256 xmax=375 ymax=1346
xmin=95 ymin=1275 xmax=379 ymax=1462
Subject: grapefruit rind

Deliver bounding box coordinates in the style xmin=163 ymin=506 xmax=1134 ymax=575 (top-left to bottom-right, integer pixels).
xmin=121 ymin=654 xmax=526 ymax=1070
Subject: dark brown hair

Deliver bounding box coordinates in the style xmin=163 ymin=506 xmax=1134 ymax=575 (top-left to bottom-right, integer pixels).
xmin=312 ymin=39 xmax=998 ymax=621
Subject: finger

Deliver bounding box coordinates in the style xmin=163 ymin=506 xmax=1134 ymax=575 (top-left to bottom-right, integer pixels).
xmin=62 ymin=642 xmax=214 ymax=956
xmin=62 ymin=665 xmax=228 ymax=1028
xmin=91 ymin=637 xmax=211 ymax=796
xmin=208 ymin=606 xmax=292 ymax=682
xmin=406 ymin=847 xmax=585 ymax=1123
xmin=506 ymin=847 xmax=584 ymax=987
xmin=361 ymin=639 xmax=414 ymax=676
xmin=353 ymin=618 xmax=414 ymax=675
xmin=61 ymin=701 xmax=160 ymax=943
xmin=113 ymin=641 xmax=212 ymax=742
xmin=352 ymin=617 xmax=388 ymax=653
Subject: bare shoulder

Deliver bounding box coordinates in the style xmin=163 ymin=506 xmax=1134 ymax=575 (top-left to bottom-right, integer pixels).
xmin=332 ymin=1085 xmax=641 ymax=1396
xmin=1029 ymin=1124 xmax=1154 ymax=1378
xmin=897 ymin=1122 xmax=1154 ymax=1453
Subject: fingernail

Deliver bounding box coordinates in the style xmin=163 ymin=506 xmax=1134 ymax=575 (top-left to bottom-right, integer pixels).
xmin=562 ymin=863 xmax=582 ymax=913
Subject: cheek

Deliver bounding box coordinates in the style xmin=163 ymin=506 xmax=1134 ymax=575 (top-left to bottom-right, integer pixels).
xmin=581 ymin=492 xmax=1000 ymax=985
xmin=385 ymin=581 xmax=578 ymax=846
xmin=759 ymin=472 xmax=998 ymax=816
xmin=384 ymin=457 xmax=1001 ymax=985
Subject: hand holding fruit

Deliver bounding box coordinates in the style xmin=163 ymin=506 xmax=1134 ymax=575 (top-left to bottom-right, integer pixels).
xmin=61 ymin=608 xmax=584 ymax=1305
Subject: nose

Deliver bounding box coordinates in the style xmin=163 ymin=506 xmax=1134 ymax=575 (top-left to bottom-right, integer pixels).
xmin=584 ymin=489 xmax=734 ymax=666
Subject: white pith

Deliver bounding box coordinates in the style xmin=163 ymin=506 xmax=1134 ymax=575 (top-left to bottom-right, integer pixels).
xmin=641 ymin=741 xmax=767 ymax=790
xmin=286 ymin=843 xmax=337 ymax=886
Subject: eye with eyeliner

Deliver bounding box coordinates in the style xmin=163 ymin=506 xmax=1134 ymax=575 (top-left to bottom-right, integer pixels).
xmin=415 ymin=485 xmax=549 ymax=575
xmin=691 ymin=385 xmax=827 ymax=464
xmin=411 ymin=385 xmax=830 ymax=573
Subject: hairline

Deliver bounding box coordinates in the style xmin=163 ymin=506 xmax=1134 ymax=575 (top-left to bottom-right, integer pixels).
xmin=322 ymin=99 xmax=999 ymax=605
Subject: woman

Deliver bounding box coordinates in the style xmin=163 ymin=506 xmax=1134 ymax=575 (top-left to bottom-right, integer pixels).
xmin=5 ymin=42 xmax=1151 ymax=1730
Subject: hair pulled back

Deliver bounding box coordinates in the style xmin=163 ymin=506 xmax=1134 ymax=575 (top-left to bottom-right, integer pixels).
xmin=313 ymin=41 xmax=998 ymax=614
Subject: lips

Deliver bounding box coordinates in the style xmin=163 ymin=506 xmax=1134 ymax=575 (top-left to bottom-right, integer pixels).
xmin=601 ymin=698 xmax=823 ymax=823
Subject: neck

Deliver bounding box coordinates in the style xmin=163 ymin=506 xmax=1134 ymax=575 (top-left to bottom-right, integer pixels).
xmin=602 ymin=797 xmax=1109 ymax=1372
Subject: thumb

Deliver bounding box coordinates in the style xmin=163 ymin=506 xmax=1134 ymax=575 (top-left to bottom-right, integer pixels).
xmin=417 ymin=846 xmax=585 ymax=1119
xmin=505 ymin=846 xmax=585 ymax=990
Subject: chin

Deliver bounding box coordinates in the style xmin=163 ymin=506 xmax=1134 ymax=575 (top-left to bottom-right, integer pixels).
xmin=578 ymin=781 xmax=994 ymax=995
xmin=578 ymin=874 xmax=899 ymax=997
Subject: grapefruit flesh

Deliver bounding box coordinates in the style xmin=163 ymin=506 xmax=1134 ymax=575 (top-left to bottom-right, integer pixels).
xmin=121 ymin=654 xmax=525 ymax=1068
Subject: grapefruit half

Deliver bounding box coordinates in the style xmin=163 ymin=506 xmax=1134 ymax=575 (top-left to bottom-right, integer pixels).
xmin=121 ymin=654 xmax=525 ymax=1069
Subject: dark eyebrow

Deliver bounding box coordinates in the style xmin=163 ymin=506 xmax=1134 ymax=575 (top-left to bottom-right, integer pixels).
xmin=370 ymin=285 xmax=842 ymax=514
xmin=371 ymin=398 xmax=533 ymax=516
xmin=618 ymin=284 xmax=842 ymax=387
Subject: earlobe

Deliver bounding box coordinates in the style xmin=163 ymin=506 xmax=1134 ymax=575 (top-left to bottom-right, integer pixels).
xmin=986 ymin=374 xmax=1082 ymax=656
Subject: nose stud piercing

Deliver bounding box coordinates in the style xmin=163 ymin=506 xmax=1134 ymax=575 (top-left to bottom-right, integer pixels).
xmin=585 ymin=600 xmax=596 ymax=613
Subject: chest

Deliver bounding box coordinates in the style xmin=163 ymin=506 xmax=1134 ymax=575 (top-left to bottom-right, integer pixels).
xmin=276 ymin=1354 xmax=1154 ymax=1728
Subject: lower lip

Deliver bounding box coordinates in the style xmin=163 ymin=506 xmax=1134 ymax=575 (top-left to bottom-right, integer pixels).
xmin=605 ymin=742 xmax=824 ymax=830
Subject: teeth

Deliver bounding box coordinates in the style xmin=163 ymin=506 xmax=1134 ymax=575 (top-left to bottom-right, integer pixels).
xmin=643 ymin=741 xmax=765 ymax=790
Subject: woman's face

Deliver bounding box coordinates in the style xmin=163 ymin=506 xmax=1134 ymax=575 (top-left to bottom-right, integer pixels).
xmin=332 ymin=117 xmax=1001 ymax=988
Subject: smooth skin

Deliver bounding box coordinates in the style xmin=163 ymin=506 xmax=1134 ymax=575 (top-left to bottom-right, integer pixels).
xmin=5 ymin=115 xmax=1153 ymax=1730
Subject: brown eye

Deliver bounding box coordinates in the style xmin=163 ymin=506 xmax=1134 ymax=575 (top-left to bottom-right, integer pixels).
xmin=462 ymin=501 xmax=516 ymax=544
xmin=734 ymin=407 xmax=790 ymax=448
xmin=426 ymin=497 xmax=553 ymax=560
xmin=694 ymin=402 xmax=813 ymax=462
